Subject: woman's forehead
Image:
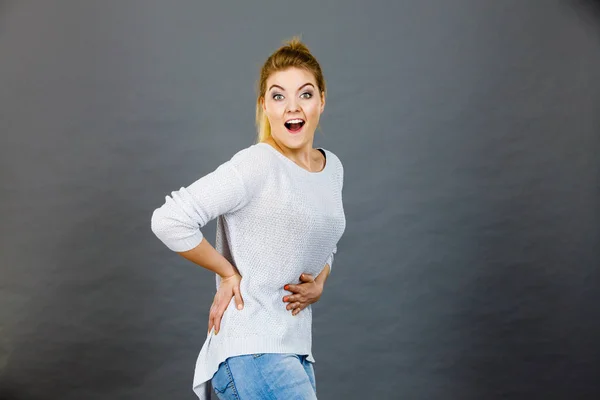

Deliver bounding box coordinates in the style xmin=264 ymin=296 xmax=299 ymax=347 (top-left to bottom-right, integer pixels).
xmin=267 ymin=68 xmax=317 ymax=89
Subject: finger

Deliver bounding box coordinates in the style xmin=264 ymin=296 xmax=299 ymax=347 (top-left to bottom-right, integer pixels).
xmin=288 ymin=302 xmax=301 ymax=311
xmin=286 ymin=284 xmax=304 ymax=295
xmin=233 ymin=285 xmax=244 ymax=310
xmin=215 ymin=310 xmax=224 ymax=334
xmin=284 ymin=284 xmax=296 ymax=293
xmin=208 ymin=302 xmax=216 ymax=334
xmin=210 ymin=302 xmax=221 ymax=334
xmin=284 ymin=295 xmax=301 ymax=303
xmin=208 ymin=313 xmax=214 ymax=334
xmin=300 ymin=274 xmax=314 ymax=283
xmin=292 ymin=304 xmax=303 ymax=316
xmin=215 ymin=297 xmax=230 ymax=334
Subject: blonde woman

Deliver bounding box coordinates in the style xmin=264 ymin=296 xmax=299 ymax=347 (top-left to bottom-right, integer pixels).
xmin=151 ymin=37 xmax=346 ymax=399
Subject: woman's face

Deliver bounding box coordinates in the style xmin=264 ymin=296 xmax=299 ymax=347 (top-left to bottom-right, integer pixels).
xmin=262 ymin=67 xmax=325 ymax=150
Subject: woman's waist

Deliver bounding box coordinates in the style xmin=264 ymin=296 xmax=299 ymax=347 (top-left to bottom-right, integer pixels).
xmin=209 ymin=321 xmax=313 ymax=348
xmin=236 ymin=264 xmax=325 ymax=291
xmin=233 ymin=254 xmax=327 ymax=281
xmin=218 ymin=301 xmax=313 ymax=336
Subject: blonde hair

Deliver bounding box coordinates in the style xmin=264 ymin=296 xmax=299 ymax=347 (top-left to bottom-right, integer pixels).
xmin=255 ymin=37 xmax=326 ymax=143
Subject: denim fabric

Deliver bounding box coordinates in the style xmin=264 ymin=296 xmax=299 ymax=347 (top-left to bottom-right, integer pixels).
xmin=211 ymin=353 xmax=317 ymax=399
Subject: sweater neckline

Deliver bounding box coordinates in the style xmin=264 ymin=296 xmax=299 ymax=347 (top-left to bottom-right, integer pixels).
xmin=257 ymin=142 xmax=329 ymax=175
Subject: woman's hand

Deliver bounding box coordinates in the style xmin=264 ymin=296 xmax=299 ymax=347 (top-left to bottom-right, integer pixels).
xmin=283 ymin=273 xmax=324 ymax=316
xmin=208 ymin=273 xmax=244 ymax=335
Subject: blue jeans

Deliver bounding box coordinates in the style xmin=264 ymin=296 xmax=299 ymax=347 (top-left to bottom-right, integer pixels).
xmin=211 ymin=353 xmax=317 ymax=399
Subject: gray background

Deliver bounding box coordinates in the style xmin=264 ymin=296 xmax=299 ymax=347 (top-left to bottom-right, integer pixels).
xmin=1 ymin=1 xmax=599 ymax=399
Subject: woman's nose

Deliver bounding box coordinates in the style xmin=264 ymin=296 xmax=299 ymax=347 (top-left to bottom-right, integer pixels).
xmin=286 ymin=98 xmax=300 ymax=112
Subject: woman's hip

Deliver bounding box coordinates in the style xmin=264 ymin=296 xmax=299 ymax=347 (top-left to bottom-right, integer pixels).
xmin=211 ymin=353 xmax=317 ymax=400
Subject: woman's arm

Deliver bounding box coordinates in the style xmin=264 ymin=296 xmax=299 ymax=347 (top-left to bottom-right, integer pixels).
xmin=151 ymin=159 xmax=252 ymax=334
xmin=178 ymin=238 xmax=244 ymax=335
xmin=177 ymin=236 xmax=238 ymax=279
xmin=283 ymin=262 xmax=331 ymax=316
xmin=151 ymin=161 xmax=248 ymax=253
xmin=314 ymin=263 xmax=331 ymax=287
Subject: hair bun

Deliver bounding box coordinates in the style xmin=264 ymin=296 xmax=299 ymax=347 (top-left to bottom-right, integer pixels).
xmin=283 ymin=36 xmax=310 ymax=54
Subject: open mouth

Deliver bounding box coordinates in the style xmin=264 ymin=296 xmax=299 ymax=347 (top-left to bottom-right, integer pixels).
xmin=284 ymin=118 xmax=305 ymax=133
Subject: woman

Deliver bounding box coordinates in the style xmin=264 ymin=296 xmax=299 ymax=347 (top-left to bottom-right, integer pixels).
xmin=151 ymin=37 xmax=346 ymax=399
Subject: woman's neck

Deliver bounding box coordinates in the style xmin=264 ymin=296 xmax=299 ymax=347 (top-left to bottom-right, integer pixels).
xmin=263 ymin=137 xmax=322 ymax=173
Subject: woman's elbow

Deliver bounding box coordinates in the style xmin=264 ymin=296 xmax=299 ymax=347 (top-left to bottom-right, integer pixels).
xmin=150 ymin=206 xmax=204 ymax=252
xmin=150 ymin=206 xmax=170 ymax=239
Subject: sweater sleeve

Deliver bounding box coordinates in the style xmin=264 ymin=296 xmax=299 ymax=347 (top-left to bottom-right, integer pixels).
xmin=150 ymin=160 xmax=249 ymax=252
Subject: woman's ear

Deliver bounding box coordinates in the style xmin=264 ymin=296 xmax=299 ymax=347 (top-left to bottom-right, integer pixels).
xmin=320 ymin=92 xmax=326 ymax=114
xmin=261 ymin=97 xmax=266 ymax=112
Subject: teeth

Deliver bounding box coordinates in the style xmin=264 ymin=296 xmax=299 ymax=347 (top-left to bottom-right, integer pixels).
xmin=286 ymin=119 xmax=304 ymax=124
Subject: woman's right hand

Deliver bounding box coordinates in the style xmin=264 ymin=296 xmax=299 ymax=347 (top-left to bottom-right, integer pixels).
xmin=208 ymin=272 xmax=244 ymax=335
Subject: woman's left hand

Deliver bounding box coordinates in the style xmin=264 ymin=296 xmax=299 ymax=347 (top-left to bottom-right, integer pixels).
xmin=283 ymin=273 xmax=324 ymax=316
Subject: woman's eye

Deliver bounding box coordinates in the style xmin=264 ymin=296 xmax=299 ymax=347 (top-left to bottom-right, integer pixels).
xmin=273 ymin=94 xmax=284 ymax=100
xmin=300 ymin=92 xmax=313 ymax=99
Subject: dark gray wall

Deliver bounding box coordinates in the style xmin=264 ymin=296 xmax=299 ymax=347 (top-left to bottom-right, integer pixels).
xmin=1 ymin=1 xmax=599 ymax=399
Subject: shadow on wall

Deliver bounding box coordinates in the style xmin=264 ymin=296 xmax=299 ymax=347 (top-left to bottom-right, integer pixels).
xmin=0 ymin=327 xmax=17 ymax=400
xmin=565 ymin=0 xmax=600 ymax=34
xmin=0 ymin=387 xmax=26 ymax=400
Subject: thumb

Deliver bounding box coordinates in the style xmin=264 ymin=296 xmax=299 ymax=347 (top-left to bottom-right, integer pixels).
xmin=233 ymin=284 xmax=244 ymax=310
xmin=300 ymin=273 xmax=314 ymax=283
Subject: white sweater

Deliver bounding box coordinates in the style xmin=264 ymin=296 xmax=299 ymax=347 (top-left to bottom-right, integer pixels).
xmin=150 ymin=142 xmax=346 ymax=399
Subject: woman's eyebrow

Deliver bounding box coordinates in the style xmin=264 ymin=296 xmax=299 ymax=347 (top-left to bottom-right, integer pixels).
xmin=268 ymin=84 xmax=285 ymax=92
xmin=297 ymin=83 xmax=315 ymax=91
xmin=268 ymin=83 xmax=315 ymax=92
